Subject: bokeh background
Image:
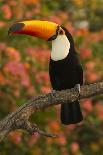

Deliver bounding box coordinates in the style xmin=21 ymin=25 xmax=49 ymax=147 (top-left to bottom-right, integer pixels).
xmin=0 ymin=0 xmax=103 ymax=155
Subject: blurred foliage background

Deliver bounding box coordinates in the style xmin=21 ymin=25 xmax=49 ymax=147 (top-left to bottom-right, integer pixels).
xmin=0 ymin=0 xmax=103 ymax=155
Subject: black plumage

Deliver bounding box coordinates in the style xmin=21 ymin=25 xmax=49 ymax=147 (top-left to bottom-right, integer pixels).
xmin=49 ymin=27 xmax=83 ymax=125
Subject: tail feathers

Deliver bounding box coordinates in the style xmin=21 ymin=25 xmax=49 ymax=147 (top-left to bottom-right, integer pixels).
xmin=61 ymin=100 xmax=83 ymax=125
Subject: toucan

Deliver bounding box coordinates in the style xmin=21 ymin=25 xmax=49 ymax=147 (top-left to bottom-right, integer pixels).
xmin=8 ymin=20 xmax=83 ymax=125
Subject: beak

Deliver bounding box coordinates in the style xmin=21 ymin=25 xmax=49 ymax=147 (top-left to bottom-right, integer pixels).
xmin=8 ymin=20 xmax=59 ymax=41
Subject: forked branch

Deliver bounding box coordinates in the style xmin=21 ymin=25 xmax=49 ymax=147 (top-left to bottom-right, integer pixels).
xmin=0 ymin=81 xmax=103 ymax=142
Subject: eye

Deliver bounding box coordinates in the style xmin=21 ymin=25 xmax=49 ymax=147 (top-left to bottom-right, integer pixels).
xmin=58 ymin=28 xmax=65 ymax=35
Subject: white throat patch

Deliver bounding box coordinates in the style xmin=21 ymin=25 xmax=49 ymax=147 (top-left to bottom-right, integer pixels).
xmin=51 ymin=35 xmax=70 ymax=61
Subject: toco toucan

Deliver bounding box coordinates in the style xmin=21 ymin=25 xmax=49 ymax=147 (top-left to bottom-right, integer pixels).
xmin=8 ymin=20 xmax=83 ymax=125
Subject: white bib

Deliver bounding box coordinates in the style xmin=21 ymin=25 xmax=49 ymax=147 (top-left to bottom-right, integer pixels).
xmin=51 ymin=35 xmax=70 ymax=61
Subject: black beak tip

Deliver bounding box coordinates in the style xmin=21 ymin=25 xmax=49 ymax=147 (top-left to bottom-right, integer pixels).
xmin=8 ymin=23 xmax=25 ymax=35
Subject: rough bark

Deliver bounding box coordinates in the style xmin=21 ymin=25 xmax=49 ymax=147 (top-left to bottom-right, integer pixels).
xmin=0 ymin=81 xmax=103 ymax=142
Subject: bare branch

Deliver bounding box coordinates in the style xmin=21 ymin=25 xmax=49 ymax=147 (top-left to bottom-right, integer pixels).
xmin=0 ymin=81 xmax=103 ymax=142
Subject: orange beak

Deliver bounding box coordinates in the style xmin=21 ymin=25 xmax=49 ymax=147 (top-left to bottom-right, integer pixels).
xmin=8 ymin=20 xmax=59 ymax=41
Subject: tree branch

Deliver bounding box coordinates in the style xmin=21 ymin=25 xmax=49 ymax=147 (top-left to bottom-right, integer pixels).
xmin=0 ymin=81 xmax=103 ymax=142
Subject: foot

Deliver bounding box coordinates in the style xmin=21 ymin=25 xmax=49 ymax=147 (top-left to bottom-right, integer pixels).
xmin=51 ymin=89 xmax=56 ymax=97
xmin=49 ymin=89 xmax=56 ymax=103
xmin=74 ymin=84 xmax=81 ymax=95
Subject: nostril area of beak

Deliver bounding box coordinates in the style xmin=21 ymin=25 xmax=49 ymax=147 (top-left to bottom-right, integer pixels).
xmin=8 ymin=23 xmax=25 ymax=35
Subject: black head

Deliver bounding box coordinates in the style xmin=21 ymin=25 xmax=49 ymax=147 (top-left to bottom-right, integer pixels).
xmin=48 ymin=26 xmax=75 ymax=50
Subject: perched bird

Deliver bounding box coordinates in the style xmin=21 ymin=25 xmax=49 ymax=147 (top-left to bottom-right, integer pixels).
xmin=8 ymin=20 xmax=83 ymax=125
